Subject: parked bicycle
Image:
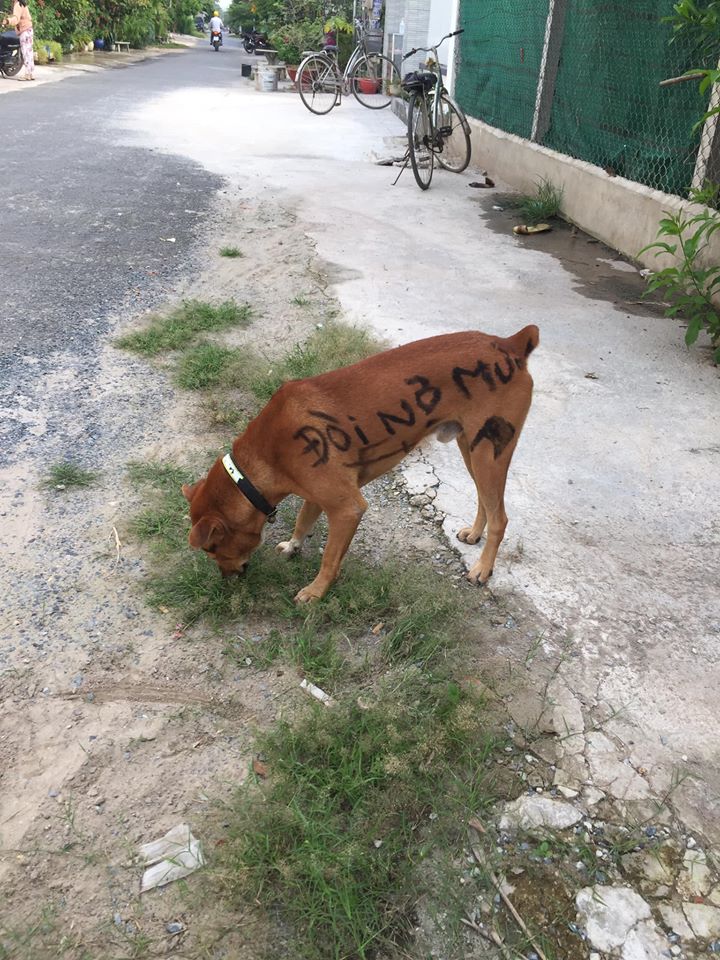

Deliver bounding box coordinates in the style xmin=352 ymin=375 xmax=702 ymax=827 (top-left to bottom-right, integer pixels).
xmin=401 ymin=30 xmax=471 ymax=190
xmin=296 ymin=23 xmax=401 ymax=115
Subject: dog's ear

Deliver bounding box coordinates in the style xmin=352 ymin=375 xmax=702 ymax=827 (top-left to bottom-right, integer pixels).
xmin=182 ymin=482 xmax=199 ymax=502
xmin=188 ymin=516 xmax=226 ymax=550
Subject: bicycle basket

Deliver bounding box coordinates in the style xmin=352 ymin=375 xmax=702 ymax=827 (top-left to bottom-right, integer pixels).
xmin=401 ymin=70 xmax=436 ymax=93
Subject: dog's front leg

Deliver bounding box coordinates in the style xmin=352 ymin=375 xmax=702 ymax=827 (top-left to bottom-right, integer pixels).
xmin=295 ymin=494 xmax=367 ymax=604
xmin=276 ymin=500 xmax=322 ymax=558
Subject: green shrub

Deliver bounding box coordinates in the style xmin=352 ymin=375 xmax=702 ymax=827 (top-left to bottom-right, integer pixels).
xmin=641 ymin=197 xmax=720 ymax=363
xmin=270 ymin=20 xmax=320 ymax=63
xmin=34 ymin=39 xmax=63 ymax=63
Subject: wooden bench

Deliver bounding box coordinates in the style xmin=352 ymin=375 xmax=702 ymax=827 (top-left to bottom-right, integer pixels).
xmin=113 ymin=41 xmax=130 ymax=52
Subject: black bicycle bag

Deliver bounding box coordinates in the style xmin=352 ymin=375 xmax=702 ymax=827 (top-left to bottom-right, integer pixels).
xmin=401 ymin=70 xmax=436 ymax=92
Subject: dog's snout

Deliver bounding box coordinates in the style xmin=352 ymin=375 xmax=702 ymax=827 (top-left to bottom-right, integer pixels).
xmin=220 ymin=562 xmax=248 ymax=579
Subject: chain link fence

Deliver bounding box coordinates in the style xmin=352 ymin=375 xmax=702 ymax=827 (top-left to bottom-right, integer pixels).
xmin=455 ymin=0 xmax=717 ymax=199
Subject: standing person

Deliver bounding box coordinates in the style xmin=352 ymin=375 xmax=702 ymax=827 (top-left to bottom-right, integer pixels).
xmin=2 ymin=0 xmax=34 ymax=80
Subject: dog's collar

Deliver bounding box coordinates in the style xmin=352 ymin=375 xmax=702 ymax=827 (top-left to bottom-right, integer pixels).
xmin=222 ymin=454 xmax=277 ymax=523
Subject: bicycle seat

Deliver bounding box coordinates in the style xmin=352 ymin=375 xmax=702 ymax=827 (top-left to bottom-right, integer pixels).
xmin=401 ymin=70 xmax=436 ymax=92
xmin=323 ymin=44 xmax=338 ymax=52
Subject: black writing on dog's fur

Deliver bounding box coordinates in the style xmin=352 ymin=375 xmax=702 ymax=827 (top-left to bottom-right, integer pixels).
xmin=343 ymin=439 xmax=415 ymax=469
xmin=405 ymin=375 xmax=442 ymax=414
xmin=452 ymin=361 xmax=496 ymax=397
xmin=494 ymin=351 xmax=515 ymax=385
xmin=377 ymin=399 xmax=416 ymax=436
xmin=469 ymin=416 xmax=516 ymax=458
xmin=294 ymin=426 xmax=329 ymax=466
xmin=347 ymin=415 xmax=369 ymax=445
xmin=307 ymin=410 xmax=353 ymax=451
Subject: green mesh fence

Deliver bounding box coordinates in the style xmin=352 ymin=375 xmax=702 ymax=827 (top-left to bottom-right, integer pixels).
xmin=544 ymin=0 xmax=708 ymax=196
xmin=455 ymin=0 xmax=714 ymax=198
xmin=455 ymin=0 xmax=549 ymax=139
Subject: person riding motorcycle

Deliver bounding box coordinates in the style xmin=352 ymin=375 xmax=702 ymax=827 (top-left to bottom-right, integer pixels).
xmin=209 ymin=10 xmax=223 ymax=46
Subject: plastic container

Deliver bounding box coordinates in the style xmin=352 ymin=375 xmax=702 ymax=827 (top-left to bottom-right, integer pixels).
xmin=257 ymin=64 xmax=278 ymax=91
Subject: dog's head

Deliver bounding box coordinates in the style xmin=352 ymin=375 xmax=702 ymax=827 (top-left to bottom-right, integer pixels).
xmin=182 ymin=460 xmax=265 ymax=577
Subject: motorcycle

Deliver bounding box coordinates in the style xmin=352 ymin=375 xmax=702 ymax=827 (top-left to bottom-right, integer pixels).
xmin=241 ymin=29 xmax=268 ymax=54
xmin=211 ymin=29 xmax=222 ymax=51
xmin=0 ymin=30 xmax=22 ymax=78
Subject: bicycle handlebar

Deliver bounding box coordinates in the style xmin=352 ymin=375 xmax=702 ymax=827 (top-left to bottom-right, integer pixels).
xmin=402 ymin=28 xmax=463 ymax=60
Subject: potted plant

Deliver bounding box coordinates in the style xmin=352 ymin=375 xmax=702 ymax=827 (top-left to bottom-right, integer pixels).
xmin=357 ymin=76 xmax=379 ymax=94
xmin=270 ymin=22 xmax=318 ymax=81
xmin=270 ymin=32 xmax=302 ymax=79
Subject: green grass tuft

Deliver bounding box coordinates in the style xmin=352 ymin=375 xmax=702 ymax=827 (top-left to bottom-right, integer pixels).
xmin=42 ymin=462 xmax=98 ymax=490
xmin=216 ymin=668 xmax=498 ymax=959
xmin=251 ymin=321 xmax=384 ymax=401
xmin=219 ymin=246 xmax=244 ymax=258
xmin=116 ymin=300 xmax=251 ymax=357
xmin=175 ymin=343 xmax=237 ymax=390
xmin=516 ymin=177 xmax=564 ymax=225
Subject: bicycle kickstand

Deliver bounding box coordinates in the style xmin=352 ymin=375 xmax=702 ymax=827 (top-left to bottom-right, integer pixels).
xmin=392 ymin=149 xmax=411 ymax=186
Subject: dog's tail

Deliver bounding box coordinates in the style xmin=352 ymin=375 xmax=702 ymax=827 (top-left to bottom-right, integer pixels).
xmin=505 ymin=324 xmax=539 ymax=360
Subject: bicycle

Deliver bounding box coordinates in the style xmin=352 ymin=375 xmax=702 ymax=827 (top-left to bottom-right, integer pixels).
xmin=401 ymin=29 xmax=472 ymax=190
xmin=296 ymin=23 xmax=401 ymax=116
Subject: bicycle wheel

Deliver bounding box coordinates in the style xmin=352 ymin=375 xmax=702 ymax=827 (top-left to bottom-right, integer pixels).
xmin=407 ymin=92 xmax=434 ymax=190
xmin=436 ymin=95 xmax=471 ymax=173
xmin=297 ymin=55 xmax=338 ymax=115
xmin=351 ymin=53 xmax=401 ymax=109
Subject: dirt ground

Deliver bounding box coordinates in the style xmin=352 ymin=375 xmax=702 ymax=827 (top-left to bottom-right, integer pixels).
xmin=0 ymin=191 xmax=527 ymax=956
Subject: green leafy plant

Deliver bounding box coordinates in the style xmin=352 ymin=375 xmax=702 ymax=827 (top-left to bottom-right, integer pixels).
xmin=219 ymin=245 xmax=243 ymax=258
xmin=664 ymin=2 xmax=720 ymax=131
xmin=640 ymin=200 xmax=720 ymax=362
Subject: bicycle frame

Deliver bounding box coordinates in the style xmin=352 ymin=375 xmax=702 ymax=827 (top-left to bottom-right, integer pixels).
xmin=404 ymin=31 xmax=460 ymax=148
xmin=300 ymin=30 xmax=373 ymax=103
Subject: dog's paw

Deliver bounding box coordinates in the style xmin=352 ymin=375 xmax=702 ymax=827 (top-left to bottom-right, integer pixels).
xmin=294 ymin=585 xmax=322 ymax=604
xmin=457 ymin=526 xmax=484 ymax=545
xmin=466 ymin=564 xmax=493 ymax=586
xmin=276 ymin=539 xmax=301 ymax=558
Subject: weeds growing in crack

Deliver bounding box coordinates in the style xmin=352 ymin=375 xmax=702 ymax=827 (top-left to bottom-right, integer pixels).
xmin=116 ymin=300 xmax=251 ymax=356
xmin=219 ymin=246 xmax=243 ymax=258
xmin=514 ymin=178 xmax=564 ymax=225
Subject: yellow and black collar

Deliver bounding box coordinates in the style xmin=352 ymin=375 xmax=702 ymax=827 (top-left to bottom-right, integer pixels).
xmin=222 ymin=454 xmax=277 ymax=522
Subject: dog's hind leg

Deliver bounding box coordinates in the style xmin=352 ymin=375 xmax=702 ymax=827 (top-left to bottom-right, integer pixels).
xmin=276 ymin=500 xmax=322 ymax=558
xmin=455 ymin=431 xmax=487 ymax=546
xmin=295 ymin=492 xmax=367 ymax=603
xmin=465 ymin=441 xmax=515 ymax=586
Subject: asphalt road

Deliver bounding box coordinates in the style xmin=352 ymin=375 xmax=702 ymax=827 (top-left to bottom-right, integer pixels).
xmin=0 ymin=39 xmax=248 ymax=465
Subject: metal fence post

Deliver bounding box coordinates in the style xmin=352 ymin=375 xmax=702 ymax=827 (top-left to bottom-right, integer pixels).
xmin=691 ymin=65 xmax=720 ymax=192
xmin=531 ymin=0 xmax=568 ymax=144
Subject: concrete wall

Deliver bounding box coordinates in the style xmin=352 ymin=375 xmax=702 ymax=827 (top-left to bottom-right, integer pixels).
xmin=467 ymin=116 xmax=720 ymax=273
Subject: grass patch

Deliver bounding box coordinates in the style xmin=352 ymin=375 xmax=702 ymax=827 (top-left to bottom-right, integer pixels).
xmin=129 ymin=461 xmax=463 ymax=673
xmin=219 ymin=246 xmax=244 ymax=258
xmin=251 ymin=321 xmax=384 ymax=401
xmin=116 ymin=300 xmax=251 ymax=357
xmin=215 ymin=668 xmax=500 ymax=959
xmin=291 ymin=293 xmax=310 ymax=306
xmin=175 ymin=343 xmax=238 ymax=390
xmin=516 ymin=177 xmax=564 ymax=225
xmin=41 ymin=462 xmax=98 ymax=490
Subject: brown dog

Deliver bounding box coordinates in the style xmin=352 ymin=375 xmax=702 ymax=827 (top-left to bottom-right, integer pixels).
xmin=182 ymin=325 xmax=538 ymax=603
